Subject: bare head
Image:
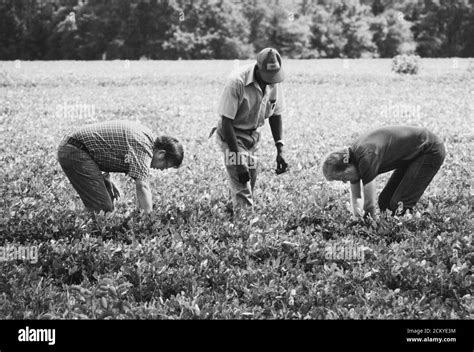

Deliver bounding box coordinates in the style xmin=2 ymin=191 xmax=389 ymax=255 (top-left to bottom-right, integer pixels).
xmin=321 ymin=148 xmax=359 ymax=183
xmin=151 ymin=136 xmax=184 ymax=170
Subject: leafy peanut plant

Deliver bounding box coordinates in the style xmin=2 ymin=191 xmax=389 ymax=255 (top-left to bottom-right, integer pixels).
xmin=0 ymin=60 xmax=472 ymax=319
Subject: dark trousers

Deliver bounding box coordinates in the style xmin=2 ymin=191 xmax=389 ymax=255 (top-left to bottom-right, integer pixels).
xmin=57 ymin=144 xmax=114 ymax=212
xmin=378 ymin=143 xmax=446 ymax=214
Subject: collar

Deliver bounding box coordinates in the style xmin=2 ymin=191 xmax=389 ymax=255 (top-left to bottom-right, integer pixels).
xmin=244 ymin=64 xmax=275 ymax=96
xmin=244 ymin=64 xmax=257 ymax=87
xmin=348 ymin=146 xmax=355 ymax=164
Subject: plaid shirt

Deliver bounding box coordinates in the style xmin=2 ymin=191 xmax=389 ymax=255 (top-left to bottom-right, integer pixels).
xmin=63 ymin=121 xmax=155 ymax=180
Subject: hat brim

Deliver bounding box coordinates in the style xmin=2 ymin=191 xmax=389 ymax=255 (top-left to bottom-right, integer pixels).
xmin=260 ymin=68 xmax=285 ymax=84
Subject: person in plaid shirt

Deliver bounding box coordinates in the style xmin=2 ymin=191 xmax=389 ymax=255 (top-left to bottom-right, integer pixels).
xmin=57 ymin=120 xmax=184 ymax=213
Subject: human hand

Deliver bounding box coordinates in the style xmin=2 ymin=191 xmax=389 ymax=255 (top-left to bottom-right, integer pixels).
xmin=276 ymin=152 xmax=288 ymax=175
xmin=103 ymin=173 xmax=121 ymax=200
xmin=237 ymin=164 xmax=250 ymax=184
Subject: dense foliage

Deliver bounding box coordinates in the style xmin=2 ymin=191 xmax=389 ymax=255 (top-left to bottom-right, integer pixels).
xmin=0 ymin=59 xmax=472 ymax=319
xmin=391 ymin=54 xmax=420 ymax=74
xmin=1 ymin=0 xmax=474 ymax=60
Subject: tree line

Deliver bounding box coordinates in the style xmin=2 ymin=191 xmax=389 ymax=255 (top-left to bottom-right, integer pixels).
xmin=1 ymin=0 xmax=473 ymax=60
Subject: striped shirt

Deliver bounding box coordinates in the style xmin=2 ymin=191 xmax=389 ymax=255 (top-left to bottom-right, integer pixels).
xmin=63 ymin=121 xmax=155 ymax=180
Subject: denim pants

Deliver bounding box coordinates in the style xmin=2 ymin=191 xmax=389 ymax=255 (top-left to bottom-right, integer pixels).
xmin=57 ymin=144 xmax=114 ymax=212
xmin=378 ymin=143 xmax=446 ymax=214
xmin=216 ymin=130 xmax=260 ymax=211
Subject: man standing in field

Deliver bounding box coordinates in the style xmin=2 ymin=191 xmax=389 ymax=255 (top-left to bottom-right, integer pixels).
xmin=213 ymin=47 xmax=288 ymax=214
xmin=57 ymin=120 xmax=184 ymax=213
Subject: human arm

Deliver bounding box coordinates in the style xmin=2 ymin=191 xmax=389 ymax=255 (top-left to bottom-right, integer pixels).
xmin=269 ymin=114 xmax=288 ymax=174
xmin=362 ymin=179 xmax=377 ymax=218
xmin=350 ymin=181 xmax=364 ymax=218
xmin=222 ymin=116 xmax=240 ymax=155
xmin=350 ymin=179 xmax=377 ymax=218
xmin=135 ymin=179 xmax=153 ymax=213
xmin=103 ymin=172 xmax=120 ymax=200
xmin=352 ymin=149 xmax=379 ymax=218
xmin=221 ymin=116 xmax=250 ymax=183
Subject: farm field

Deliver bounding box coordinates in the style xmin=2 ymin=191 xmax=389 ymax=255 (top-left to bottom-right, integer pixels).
xmin=0 ymin=59 xmax=472 ymax=319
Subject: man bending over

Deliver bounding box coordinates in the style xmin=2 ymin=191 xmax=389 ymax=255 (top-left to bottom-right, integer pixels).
xmin=57 ymin=120 xmax=183 ymax=213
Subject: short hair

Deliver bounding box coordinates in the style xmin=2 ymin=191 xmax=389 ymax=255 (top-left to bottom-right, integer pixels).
xmin=154 ymin=136 xmax=184 ymax=168
xmin=321 ymin=148 xmax=352 ymax=181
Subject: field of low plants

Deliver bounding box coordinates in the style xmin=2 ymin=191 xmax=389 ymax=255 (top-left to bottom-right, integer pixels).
xmin=0 ymin=59 xmax=472 ymax=319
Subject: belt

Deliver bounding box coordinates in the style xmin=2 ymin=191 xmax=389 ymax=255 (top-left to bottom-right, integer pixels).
xmin=65 ymin=137 xmax=90 ymax=154
xmin=234 ymin=127 xmax=257 ymax=136
xmin=209 ymin=126 xmax=257 ymax=139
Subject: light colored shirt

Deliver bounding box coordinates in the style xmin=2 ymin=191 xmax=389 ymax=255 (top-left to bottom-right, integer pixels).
xmin=65 ymin=121 xmax=155 ymax=180
xmin=217 ymin=64 xmax=285 ymax=135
